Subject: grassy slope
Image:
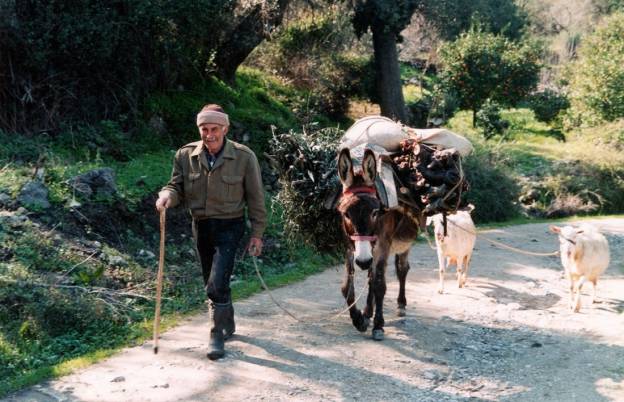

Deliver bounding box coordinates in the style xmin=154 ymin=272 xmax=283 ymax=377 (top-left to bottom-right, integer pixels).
xmin=0 ymin=67 xmax=339 ymax=397
xmin=447 ymin=109 xmax=624 ymax=216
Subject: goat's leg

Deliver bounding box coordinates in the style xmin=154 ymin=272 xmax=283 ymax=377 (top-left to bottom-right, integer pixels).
xmin=568 ymin=275 xmax=575 ymax=309
xmin=573 ymin=276 xmax=586 ymax=313
xmin=437 ymin=251 xmax=446 ymax=294
xmin=395 ymin=251 xmax=410 ymax=316
xmin=341 ymin=251 xmax=368 ymax=332
xmin=456 ymin=255 xmax=465 ymax=288
xmin=590 ymin=279 xmax=598 ymax=304
xmin=461 ymin=255 xmax=471 ymax=287
xmin=371 ymin=258 xmax=387 ymax=341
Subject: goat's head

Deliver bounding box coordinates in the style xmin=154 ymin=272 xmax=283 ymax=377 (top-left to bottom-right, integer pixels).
xmin=550 ymin=225 xmax=583 ymax=260
xmin=337 ymin=148 xmax=381 ymax=270
xmin=426 ymin=204 xmax=475 ymax=242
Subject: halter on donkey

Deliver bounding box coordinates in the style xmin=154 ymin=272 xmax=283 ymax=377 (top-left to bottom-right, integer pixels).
xmin=337 ymin=148 xmax=420 ymax=341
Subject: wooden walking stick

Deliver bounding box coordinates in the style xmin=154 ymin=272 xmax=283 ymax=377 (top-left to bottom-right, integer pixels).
xmin=153 ymin=208 xmax=166 ymax=354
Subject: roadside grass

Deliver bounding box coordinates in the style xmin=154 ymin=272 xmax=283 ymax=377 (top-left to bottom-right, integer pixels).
xmin=448 ymin=109 xmax=624 ymax=218
xmin=0 ymin=190 xmax=339 ymax=398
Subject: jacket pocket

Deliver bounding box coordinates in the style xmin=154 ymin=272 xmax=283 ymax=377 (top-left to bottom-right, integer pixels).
xmin=186 ymin=172 xmax=203 ymax=205
xmin=221 ymin=175 xmax=243 ymax=202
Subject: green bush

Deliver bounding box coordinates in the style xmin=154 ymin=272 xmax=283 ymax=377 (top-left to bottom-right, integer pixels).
xmin=406 ymin=97 xmax=432 ymax=127
xmin=427 ymin=83 xmax=460 ymax=124
xmin=312 ymin=54 xmax=375 ymax=119
xmin=462 ymin=146 xmax=521 ymax=222
xmin=475 ymin=99 xmax=509 ymax=139
xmin=566 ymin=12 xmax=624 ymax=125
xmin=526 ymin=89 xmax=570 ymax=123
xmin=439 ymin=27 xmax=542 ymax=122
xmin=250 ymin=10 xmax=373 ymax=120
xmin=146 ymin=69 xmax=298 ymax=155
xmin=420 ymin=0 xmax=529 ymax=41
xmin=0 ymin=0 xmax=236 ymax=133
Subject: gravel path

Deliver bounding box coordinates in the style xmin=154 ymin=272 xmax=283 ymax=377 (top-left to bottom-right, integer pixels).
xmin=6 ymin=219 xmax=624 ymax=402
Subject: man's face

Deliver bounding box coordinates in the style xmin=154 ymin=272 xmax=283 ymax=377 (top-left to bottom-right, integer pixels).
xmin=199 ymin=123 xmax=228 ymax=153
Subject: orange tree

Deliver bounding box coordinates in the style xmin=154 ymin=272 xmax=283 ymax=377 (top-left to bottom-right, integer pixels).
xmin=438 ymin=27 xmax=542 ymax=126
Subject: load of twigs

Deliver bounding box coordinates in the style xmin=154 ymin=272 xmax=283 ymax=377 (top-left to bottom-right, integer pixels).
xmin=267 ymin=127 xmax=345 ymax=253
xmin=267 ymin=128 xmax=469 ymax=252
xmin=391 ymin=139 xmax=468 ymax=216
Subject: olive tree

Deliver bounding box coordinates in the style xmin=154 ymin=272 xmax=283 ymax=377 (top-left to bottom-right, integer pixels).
xmin=351 ymin=0 xmax=421 ymax=122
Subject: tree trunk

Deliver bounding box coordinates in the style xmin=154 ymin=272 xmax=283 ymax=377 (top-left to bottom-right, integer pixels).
xmin=372 ymin=25 xmax=407 ymax=122
xmin=215 ymin=0 xmax=291 ymax=84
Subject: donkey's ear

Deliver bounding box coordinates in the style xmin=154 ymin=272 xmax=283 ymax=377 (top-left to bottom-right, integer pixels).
xmin=362 ymin=149 xmax=377 ymax=186
xmin=338 ymin=148 xmax=354 ymax=188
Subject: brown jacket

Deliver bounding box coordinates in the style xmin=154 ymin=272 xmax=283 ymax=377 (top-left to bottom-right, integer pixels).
xmin=160 ymin=139 xmax=267 ymax=238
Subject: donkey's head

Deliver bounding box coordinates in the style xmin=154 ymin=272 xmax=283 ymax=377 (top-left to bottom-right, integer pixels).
xmin=337 ymin=148 xmax=381 ymax=270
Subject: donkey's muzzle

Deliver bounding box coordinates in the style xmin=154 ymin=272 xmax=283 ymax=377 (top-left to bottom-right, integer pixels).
xmin=355 ymin=257 xmax=372 ymax=270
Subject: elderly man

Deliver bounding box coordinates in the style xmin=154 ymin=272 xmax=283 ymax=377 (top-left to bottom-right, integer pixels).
xmin=156 ymin=104 xmax=266 ymax=360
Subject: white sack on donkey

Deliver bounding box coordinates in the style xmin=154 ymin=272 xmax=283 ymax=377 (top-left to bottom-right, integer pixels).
xmin=426 ymin=205 xmax=477 ymax=294
xmin=550 ymin=224 xmax=610 ymax=312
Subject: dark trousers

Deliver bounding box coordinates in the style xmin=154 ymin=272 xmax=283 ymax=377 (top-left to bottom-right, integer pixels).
xmin=192 ymin=217 xmax=245 ymax=304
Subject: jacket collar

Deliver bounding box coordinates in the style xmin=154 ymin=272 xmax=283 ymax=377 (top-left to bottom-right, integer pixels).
xmin=190 ymin=139 xmax=235 ymax=171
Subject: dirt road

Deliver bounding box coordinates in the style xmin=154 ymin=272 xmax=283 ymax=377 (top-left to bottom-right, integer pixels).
xmin=6 ymin=219 xmax=624 ymax=401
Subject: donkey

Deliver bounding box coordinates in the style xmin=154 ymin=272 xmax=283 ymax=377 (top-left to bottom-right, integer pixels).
xmin=337 ymin=148 xmax=420 ymax=340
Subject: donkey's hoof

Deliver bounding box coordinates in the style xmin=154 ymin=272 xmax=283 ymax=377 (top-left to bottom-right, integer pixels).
xmin=355 ymin=316 xmax=370 ymax=332
xmin=397 ymin=306 xmax=406 ymax=317
xmin=372 ymin=329 xmax=384 ymax=341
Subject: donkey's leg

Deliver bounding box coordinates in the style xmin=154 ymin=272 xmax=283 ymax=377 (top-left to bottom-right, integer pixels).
xmin=362 ymin=269 xmax=374 ymax=319
xmin=395 ymin=251 xmax=410 ymax=317
xmin=341 ymin=251 xmax=368 ymax=332
xmin=371 ymin=258 xmax=388 ymax=341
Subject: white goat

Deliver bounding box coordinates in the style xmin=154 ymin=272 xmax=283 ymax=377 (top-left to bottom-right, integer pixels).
xmin=550 ymin=224 xmax=610 ymax=312
xmin=427 ymin=205 xmax=477 ymax=294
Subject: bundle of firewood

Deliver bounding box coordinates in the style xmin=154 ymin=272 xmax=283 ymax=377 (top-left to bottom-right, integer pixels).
xmin=267 ymin=127 xmax=469 ymax=252
xmin=391 ymin=138 xmax=468 ymax=216
xmin=266 ymin=127 xmax=345 ymax=252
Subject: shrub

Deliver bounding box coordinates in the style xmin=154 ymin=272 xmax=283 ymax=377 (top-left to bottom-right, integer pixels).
xmin=526 ymin=89 xmax=570 ymax=123
xmin=462 ymin=145 xmax=521 ymax=222
xmin=427 ymin=84 xmax=460 ymax=125
xmin=439 ymin=27 xmax=542 ymax=123
xmin=0 ymin=0 xmax=236 ymax=134
xmin=565 ymin=12 xmax=624 ymax=125
xmin=250 ymin=10 xmax=373 ymax=120
xmin=475 ymin=99 xmax=509 ymax=139
xmin=406 ymin=96 xmax=431 ymax=128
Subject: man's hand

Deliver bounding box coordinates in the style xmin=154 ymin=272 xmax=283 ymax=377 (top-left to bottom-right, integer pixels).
xmin=248 ymin=237 xmax=263 ymax=257
xmin=155 ymin=193 xmax=171 ymax=212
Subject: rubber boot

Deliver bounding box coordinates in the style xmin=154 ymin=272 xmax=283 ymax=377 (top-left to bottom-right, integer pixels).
xmin=207 ymin=303 xmax=227 ymax=360
xmin=222 ymin=302 xmax=235 ymax=340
